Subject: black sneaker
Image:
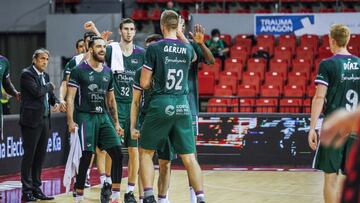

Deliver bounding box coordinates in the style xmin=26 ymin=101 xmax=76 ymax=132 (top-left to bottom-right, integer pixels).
xmin=72 ymin=184 xmax=76 ymax=197
xmin=124 ymin=191 xmax=137 ymax=203
xmin=100 ymin=182 xmax=112 ymax=203
xmin=84 ymin=178 xmax=91 ymax=188
xmin=143 ymin=195 xmax=157 ymax=203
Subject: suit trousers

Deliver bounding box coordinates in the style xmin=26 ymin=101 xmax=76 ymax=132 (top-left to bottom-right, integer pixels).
xmin=21 ymin=118 xmax=50 ymax=194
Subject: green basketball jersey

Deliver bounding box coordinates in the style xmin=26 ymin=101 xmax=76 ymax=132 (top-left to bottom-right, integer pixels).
xmin=0 ymin=56 xmax=10 ymax=101
xmin=315 ymin=54 xmax=360 ymax=116
xmin=133 ymin=68 xmax=152 ymax=116
xmin=62 ymin=53 xmax=85 ymax=81
xmin=143 ymin=38 xmax=194 ymax=95
xmin=68 ymin=61 xmax=114 ymax=114
xmin=188 ymin=40 xmax=206 ymax=116
xmin=105 ymin=44 xmax=145 ymax=104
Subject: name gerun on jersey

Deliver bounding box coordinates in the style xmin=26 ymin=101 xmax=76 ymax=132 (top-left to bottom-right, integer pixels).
xmin=343 ymin=61 xmax=359 ymax=70
xmin=164 ymin=45 xmax=187 ymax=54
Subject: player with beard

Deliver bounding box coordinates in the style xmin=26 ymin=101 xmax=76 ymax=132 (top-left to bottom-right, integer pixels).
xmin=105 ymin=18 xmax=145 ymax=203
xmin=67 ymin=36 xmax=124 ymax=203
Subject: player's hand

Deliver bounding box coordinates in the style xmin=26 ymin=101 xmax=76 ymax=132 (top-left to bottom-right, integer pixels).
xmin=84 ymin=21 xmax=96 ymax=31
xmin=131 ymin=128 xmax=140 ymax=139
xmin=51 ymin=103 xmax=61 ymax=112
xmin=59 ymin=100 xmax=67 ymax=112
xmin=101 ymin=31 xmax=113 ymax=42
xmin=320 ymin=109 xmax=354 ymax=147
xmin=308 ymin=129 xmax=318 ymax=151
xmin=68 ymin=121 xmax=78 ymax=133
xmin=15 ymin=92 xmax=21 ymax=102
xmin=115 ymin=123 xmax=124 ymax=137
xmin=189 ymin=24 xmax=205 ymax=45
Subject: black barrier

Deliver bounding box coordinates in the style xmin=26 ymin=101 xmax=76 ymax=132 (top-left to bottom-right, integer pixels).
xmin=0 ymin=113 xmax=69 ymax=176
xmin=196 ymin=113 xmax=321 ymax=168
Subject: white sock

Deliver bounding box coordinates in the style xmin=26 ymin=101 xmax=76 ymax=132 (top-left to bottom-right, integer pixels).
xmin=100 ymin=175 xmax=106 ymax=186
xmin=127 ymin=183 xmax=135 ymax=193
xmin=111 ymin=191 xmax=120 ymax=201
xmin=105 ymin=176 xmax=112 ymax=185
xmin=74 ymin=195 xmax=84 ymax=203
xmin=140 ymin=199 xmax=143 ymax=203
xmin=86 ymin=169 xmax=91 ymax=178
xmin=158 ymin=198 xmax=167 ymax=203
xmin=196 ymin=193 xmax=205 ymax=203
xmin=189 ymin=187 xmax=197 ymax=203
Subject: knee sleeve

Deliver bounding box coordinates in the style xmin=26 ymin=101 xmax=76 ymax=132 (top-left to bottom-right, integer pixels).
xmin=75 ymin=151 xmax=93 ymax=190
xmin=106 ymin=146 xmax=123 ymax=184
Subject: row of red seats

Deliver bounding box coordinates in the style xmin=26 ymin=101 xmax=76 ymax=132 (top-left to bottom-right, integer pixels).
xmin=207 ymin=98 xmax=311 ymax=113
xmin=217 ymin=33 xmax=360 ymax=50
xmin=131 ymin=9 xmax=189 ymax=21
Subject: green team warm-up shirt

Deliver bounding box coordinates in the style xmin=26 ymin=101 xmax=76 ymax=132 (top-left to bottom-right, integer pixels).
xmin=315 ymin=54 xmax=360 ymax=116
xmin=68 ymin=61 xmax=114 ymax=114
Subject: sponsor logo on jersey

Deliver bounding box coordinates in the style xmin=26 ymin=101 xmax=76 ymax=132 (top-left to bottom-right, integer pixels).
xmin=131 ymin=59 xmax=138 ymax=64
xmin=88 ymin=84 xmax=98 ymax=91
xmin=165 ymin=105 xmax=175 ymax=116
xmin=164 ymin=56 xmax=187 ymax=64
xmin=89 ymin=75 xmax=94 ymax=81
xmin=103 ymin=76 xmax=109 ymax=82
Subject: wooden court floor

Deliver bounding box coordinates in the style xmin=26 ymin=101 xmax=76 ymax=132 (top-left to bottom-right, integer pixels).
xmin=44 ymin=170 xmax=323 ymax=203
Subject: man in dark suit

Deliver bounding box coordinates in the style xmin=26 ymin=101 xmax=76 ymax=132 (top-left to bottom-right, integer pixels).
xmin=20 ymin=48 xmax=60 ymax=202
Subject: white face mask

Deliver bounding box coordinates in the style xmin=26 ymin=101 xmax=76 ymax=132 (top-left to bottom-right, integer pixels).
xmin=213 ymin=37 xmax=220 ymax=42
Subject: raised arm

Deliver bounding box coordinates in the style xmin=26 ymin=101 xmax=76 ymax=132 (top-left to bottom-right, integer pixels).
xmin=189 ymin=24 xmax=215 ymax=64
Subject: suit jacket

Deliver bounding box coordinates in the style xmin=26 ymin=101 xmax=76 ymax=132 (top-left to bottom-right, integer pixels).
xmin=19 ymin=66 xmax=59 ymax=128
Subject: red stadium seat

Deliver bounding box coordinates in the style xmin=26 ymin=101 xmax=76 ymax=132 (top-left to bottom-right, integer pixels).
xmin=260 ymin=84 xmax=281 ymax=97
xmin=130 ymin=9 xmax=148 ymax=21
xmin=251 ymin=46 xmax=270 ymax=56
xmin=292 ymin=59 xmax=311 ymax=79
xmin=278 ymin=34 xmax=296 ymax=53
xmin=179 ymin=10 xmax=189 ymax=21
xmin=198 ymin=71 xmax=215 ymax=95
xmin=269 ymin=58 xmax=288 ymax=77
xmin=204 ymin=34 xmax=210 ymax=42
xmin=274 ymin=46 xmax=293 ymax=64
xmin=264 ymin=71 xmax=285 ymax=92
xmin=279 ymin=98 xmax=302 ymax=113
xmin=230 ymin=46 xmax=249 ymax=62
xmin=242 ymin=72 xmax=261 ymax=93
xmin=214 ymin=85 xmax=233 ymax=96
xmin=284 ymin=85 xmax=304 ymax=97
xmin=321 ymin=35 xmax=330 ymax=46
xmin=231 ymin=98 xmax=254 ymax=112
xmin=296 ymin=46 xmax=315 ymax=64
xmin=298 ymin=8 xmax=313 ymax=13
xmin=149 ymin=9 xmax=161 ymax=21
xmin=318 ymin=45 xmax=332 ymax=59
xmin=279 ymin=8 xmax=292 ymax=13
xmin=257 ymin=34 xmax=275 ymax=56
xmin=314 ymin=57 xmax=324 ymax=72
xmin=348 ymin=46 xmax=359 ymax=56
xmin=219 ymin=71 xmax=238 ymax=94
xmin=255 ymin=98 xmax=278 ymax=113
xmin=300 ymin=34 xmax=319 ymax=49
xmin=247 ymin=58 xmax=266 ymax=81
xmin=201 ymin=62 xmax=221 ymax=81
xmin=256 ymin=8 xmax=272 ymax=13
xmin=224 ymin=58 xmax=244 ymax=78
xmin=220 ymin=34 xmax=232 ymax=46
xmin=234 ymin=34 xmax=252 ymax=51
xmin=307 ymin=84 xmax=316 ymax=97
xmin=235 ymin=8 xmax=251 ymax=13
xmin=207 ymin=98 xmax=228 ymax=112
xmin=303 ymin=98 xmax=312 ymax=113
xmin=288 ymin=72 xmax=307 ymax=88
xmin=237 ymin=84 xmax=257 ymax=97
xmin=319 ymin=8 xmax=336 ymax=13
xmin=342 ymin=8 xmax=357 ymax=13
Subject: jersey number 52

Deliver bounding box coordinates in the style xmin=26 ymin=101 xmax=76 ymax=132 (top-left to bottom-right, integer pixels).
xmin=166 ymin=69 xmax=183 ymax=90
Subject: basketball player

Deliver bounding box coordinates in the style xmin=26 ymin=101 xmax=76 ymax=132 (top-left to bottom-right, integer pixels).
xmin=67 ymin=36 xmax=124 ymax=203
xmin=105 ymin=18 xmax=145 ymax=203
xmin=139 ymin=10 xmax=205 ymax=203
xmin=308 ymin=24 xmax=360 ymax=203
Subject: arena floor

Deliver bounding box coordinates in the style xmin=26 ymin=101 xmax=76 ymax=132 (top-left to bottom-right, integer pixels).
xmin=0 ymin=166 xmax=323 ymax=203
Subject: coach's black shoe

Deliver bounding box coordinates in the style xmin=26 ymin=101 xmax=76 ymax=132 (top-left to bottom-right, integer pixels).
xmin=100 ymin=182 xmax=112 ymax=203
xmin=72 ymin=184 xmax=77 ymax=197
xmin=84 ymin=177 xmax=91 ymax=188
xmin=124 ymin=191 xmax=137 ymax=203
xmin=143 ymin=195 xmax=157 ymax=203
xmin=21 ymin=193 xmax=37 ymax=202
xmin=33 ymin=189 xmax=54 ymax=200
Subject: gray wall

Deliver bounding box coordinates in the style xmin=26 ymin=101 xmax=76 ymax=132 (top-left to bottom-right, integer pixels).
xmin=0 ymin=0 xmax=49 ymax=32
xmin=46 ymin=14 xmax=122 ymax=57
